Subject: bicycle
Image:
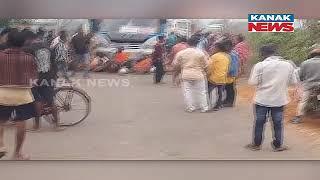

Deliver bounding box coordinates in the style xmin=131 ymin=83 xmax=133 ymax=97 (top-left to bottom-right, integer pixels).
xmin=41 ymin=82 xmax=91 ymax=127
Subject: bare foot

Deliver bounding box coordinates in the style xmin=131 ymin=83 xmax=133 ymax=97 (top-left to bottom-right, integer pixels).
xmin=52 ymin=126 xmax=67 ymax=132
xmin=27 ymin=127 xmax=41 ymax=133
xmin=13 ymin=154 xmax=30 ymax=160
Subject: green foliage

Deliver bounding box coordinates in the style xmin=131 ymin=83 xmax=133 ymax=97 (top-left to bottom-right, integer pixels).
xmin=247 ymin=21 xmax=320 ymax=65
xmin=0 ymin=19 xmax=11 ymax=28
xmin=0 ymin=19 xmax=35 ymax=28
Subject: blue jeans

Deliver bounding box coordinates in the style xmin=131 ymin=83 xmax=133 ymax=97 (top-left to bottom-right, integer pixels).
xmin=253 ymin=104 xmax=284 ymax=148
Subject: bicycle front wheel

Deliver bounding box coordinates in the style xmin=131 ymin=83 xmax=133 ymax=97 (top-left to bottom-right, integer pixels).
xmin=54 ymin=86 xmax=91 ymax=127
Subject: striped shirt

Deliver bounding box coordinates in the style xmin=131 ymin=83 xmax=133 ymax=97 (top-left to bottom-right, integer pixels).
xmin=54 ymin=40 xmax=68 ymax=62
xmin=0 ymin=48 xmax=37 ymax=88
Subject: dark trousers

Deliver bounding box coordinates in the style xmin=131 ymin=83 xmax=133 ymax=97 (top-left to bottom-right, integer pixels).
xmin=224 ymin=82 xmax=236 ymax=105
xmin=208 ymin=82 xmax=225 ymax=108
xmin=154 ymin=60 xmax=165 ymax=83
xmin=253 ymin=104 xmax=284 ymax=148
xmin=57 ymin=61 xmax=69 ymax=80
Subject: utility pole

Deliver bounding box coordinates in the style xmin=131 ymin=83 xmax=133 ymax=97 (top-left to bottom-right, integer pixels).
xmin=159 ymin=19 xmax=167 ymax=35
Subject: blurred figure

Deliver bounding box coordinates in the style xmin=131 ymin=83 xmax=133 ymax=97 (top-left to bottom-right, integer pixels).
xmin=234 ymin=34 xmax=250 ymax=76
xmin=71 ymin=27 xmax=91 ymax=78
xmin=173 ymin=36 xmax=209 ymax=113
xmin=246 ymin=44 xmax=297 ymax=152
xmin=197 ymin=32 xmax=210 ymax=52
xmin=166 ymin=32 xmax=177 ymax=52
xmin=207 ymin=39 xmax=232 ymax=111
xmin=114 ymin=46 xmax=130 ymax=67
xmin=90 ymin=52 xmax=110 ymax=72
xmin=0 ymin=28 xmax=18 ymax=50
xmin=36 ymin=27 xmax=46 ymax=43
xmin=291 ymin=48 xmax=320 ymax=124
xmin=46 ymin=30 xmax=55 ymax=45
xmin=22 ymin=30 xmax=61 ymax=131
xmin=167 ymin=36 xmax=189 ymax=86
xmin=167 ymin=37 xmax=189 ymax=65
xmin=0 ymin=31 xmax=38 ymax=160
xmin=53 ymin=31 xmax=70 ymax=82
xmin=152 ymin=35 xmax=166 ymax=84
xmin=224 ymin=40 xmax=240 ymax=107
xmin=206 ymin=34 xmax=217 ymax=55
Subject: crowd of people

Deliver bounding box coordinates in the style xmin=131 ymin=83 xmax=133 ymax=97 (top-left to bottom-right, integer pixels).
xmin=0 ymin=26 xmax=99 ymax=160
xmin=0 ymin=27 xmax=251 ymax=159
xmin=0 ymin=23 xmax=319 ymax=160
xmin=161 ymin=31 xmax=320 ymax=152
xmin=160 ymin=32 xmax=250 ymax=112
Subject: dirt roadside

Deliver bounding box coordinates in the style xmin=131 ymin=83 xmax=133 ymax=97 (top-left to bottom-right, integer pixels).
xmin=237 ymin=82 xmax=320 ymax=147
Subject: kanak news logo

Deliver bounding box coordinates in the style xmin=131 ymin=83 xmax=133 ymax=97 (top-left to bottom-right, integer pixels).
xmin=248 ymin=14 xmax=294 ymax=32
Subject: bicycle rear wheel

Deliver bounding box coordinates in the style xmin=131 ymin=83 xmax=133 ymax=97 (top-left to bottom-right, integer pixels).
xmin=54 ymin=86 xmax=91 ymax=127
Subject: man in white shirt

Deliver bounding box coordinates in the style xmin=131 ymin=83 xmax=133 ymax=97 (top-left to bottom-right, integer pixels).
xmin=245 ymin=44 xmax=298 ymax=152
xmin=173 ymin=36 xmax=209 ymax=113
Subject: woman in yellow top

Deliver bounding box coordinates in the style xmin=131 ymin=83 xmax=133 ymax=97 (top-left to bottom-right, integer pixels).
xmin=207 ymin=39 xmax=232 ymax=110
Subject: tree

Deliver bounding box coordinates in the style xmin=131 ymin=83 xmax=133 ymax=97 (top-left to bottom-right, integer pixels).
xmin=0 ymin=19 xmax=12 ymax=28
xmin=248 ymin=20 xmax=320 ymax=65
xmin=0 ymin=19 xmax=34 ymax=28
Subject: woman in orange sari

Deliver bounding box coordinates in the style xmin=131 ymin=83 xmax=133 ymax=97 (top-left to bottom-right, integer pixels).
xmin=114 ymin=46 xmax=129 ymax=65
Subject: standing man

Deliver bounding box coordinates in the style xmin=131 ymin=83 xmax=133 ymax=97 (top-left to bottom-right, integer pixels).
xmin=152 ymin=35 xmax=166 ymax=84
xmin=22 ymin=30 xmax=61 ymax=131
xmin=46 ymin=30 xmax=55 ymax=46
xmin=0 ymin=31 xmax=37 ymax=160
xmin=36 ymin=27 xmax=46 ymax=43
xmin=53 ymin=31 xmax=70 ymax=82
xmin=234 ymin=34 xmax=250 ymax=76
xmin=197 ymin=32 xmax=210 ymax=52
xmin=207 ymin=39 xmax=232 ymax=111
xmin=224 ymin=43 xmax=240 ymax=107
xmin=0 ymin=28 xmax=18 ymax=50
xmin=71 ymin=27 xmax=91 ymax=78
xmin=165 ymin=32 xmax=177 ymax=52
xmin=173 ymin=36 xmax=209 ymax=113
xmin=291 ymin=48 xmax=320 ymax=124
xmin=246 ymin=44 xmax=297 ymax=152
xmin=167 ymin=37 xmax=189 ymax=86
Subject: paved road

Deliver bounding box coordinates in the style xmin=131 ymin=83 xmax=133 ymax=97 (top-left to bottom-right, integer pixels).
xmin=2 ymin=73 xmax=320 ymax=160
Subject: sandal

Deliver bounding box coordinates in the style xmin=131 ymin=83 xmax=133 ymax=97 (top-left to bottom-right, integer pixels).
xmin=0 ymin=147 xmax=7 ymax=159
xmin=291 ymin=116 xmax=302 ymax=124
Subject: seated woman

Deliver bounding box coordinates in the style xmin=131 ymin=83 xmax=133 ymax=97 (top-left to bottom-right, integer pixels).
xmin=90 ymin=52 xmax=110 ymax=72
xmin=133 ymin=57 xmax=152 ymax=74
xmin=114 ymin=46 xmax=130 ymax=67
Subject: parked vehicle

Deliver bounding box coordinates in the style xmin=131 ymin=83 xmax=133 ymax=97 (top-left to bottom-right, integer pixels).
xmin=95 ymin=19 xmax=166 ymax=59
xmin=167 ymin=19 xmax=192 ymax=38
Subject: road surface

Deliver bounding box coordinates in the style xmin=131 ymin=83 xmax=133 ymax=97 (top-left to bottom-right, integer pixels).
xmin=2 ymin=73 xmax=320 ymax=160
